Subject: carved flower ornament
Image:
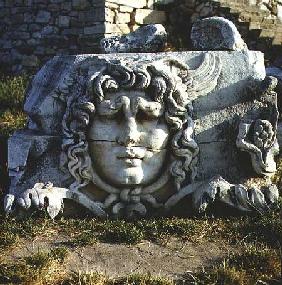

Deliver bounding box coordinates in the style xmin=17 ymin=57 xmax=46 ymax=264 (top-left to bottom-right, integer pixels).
xmin=253 ymin=119 xmax=274 ymax=149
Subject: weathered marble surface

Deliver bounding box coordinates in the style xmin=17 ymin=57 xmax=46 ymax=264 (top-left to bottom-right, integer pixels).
xmin=100 ymin=24 xmax=167 ymax=53
xmin=5 ymin=50 xmax=280 ymax=218
xmin=191 ymin=17 xmax=247 ymax=51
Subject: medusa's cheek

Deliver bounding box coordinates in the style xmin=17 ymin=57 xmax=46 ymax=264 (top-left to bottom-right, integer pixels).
xmin=138 ymin=121 xmax=170 ymax=150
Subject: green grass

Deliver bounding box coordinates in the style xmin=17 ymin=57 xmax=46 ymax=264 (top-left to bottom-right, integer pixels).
xmin=0 ymin=75 xmax=28 ymax=137
xmin=0 ymin=209 xmax=281 ymax=249
xmin=0 ymin=75 xmax=28 ymax=191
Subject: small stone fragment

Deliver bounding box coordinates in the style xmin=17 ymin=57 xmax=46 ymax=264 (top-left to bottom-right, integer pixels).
xmin=100 ymin=24 xmax=167 ymax=53
xmin=191 ymin=16 xmax=247 ymax=51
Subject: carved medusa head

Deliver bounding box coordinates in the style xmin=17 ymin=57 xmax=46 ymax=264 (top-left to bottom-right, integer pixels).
xmin=62 ymin=55 xmax=220 ymax=206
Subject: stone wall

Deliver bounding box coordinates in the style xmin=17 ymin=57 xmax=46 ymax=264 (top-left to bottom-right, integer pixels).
xmin=2 ymin=0 xmax=282 ymax=74
xmin=166 ymin=0 xmax=282 ymax=63
xmin=0 ymin=0 xmax=167 ymax=74
xmin=104 ymin=0 xmax=166 ymax=34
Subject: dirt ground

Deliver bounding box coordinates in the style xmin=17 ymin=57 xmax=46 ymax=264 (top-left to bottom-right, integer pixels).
xmin=3 ymin=235 xmax=233 ymax=279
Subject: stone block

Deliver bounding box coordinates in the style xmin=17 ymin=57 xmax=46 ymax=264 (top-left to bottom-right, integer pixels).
xmin=105 ymin=8 xmax=115 ymax=22
xmin=61 ymin=2 xmax=72 ymax=11
xmin=58 ymin=15 xmax=70 ymax=27
xmin=72 ymin=0 xmax=90 ymax=10
xmin=27 ymin=38 xmax=39 ymax=45
xmin=18 ymin=24 xmax=28 ymax=32
xmin=119 ymin=5 xmax=134 ymax=12
xmin=106 ymin=0 xmax=147 ymax=8
xmin=32 ymin=32 xmax=42 ymax=39
xmin=11 ymin=31 xmax=30 ymax=40
xmin=115 ymin=12 xmax=131 ymax=24
xmin=28 ymin=23 xmax=41 ymax=32
xmin=80 ymin=8 xmax=105 ymax=22
xmin=22 ymin=55 xmax=39 ymax=67
xmin=84 ymin=24 xmax=105 ymax=34
xmin=24 ymin=12 xmax=35 ymax=23
xmin=41 ymin=25 xmax=58 ymax=35
xmin=62 ymin=28 xmax=83 ymax=35
xmin=191 ymin=17 xmax=247 ymax=51
xmin=48 ymin=3 xmax=60 ymax=11
xmin=5 ymin=45 xmax=280 ymax=219
xmin=278 ymin=4 xmax=282 ymax=22
xmin=101 ymin=24 xmax=167 ymax=53
xmin=104 ymin=23 xmax=130 ymax=34
xmin=105 ymin=1 xmax=118 ymax=9
xmin=36 ymin=10 xmax=51 ymax=23
xmin=135 ymin=9 xmax=166 ymax=24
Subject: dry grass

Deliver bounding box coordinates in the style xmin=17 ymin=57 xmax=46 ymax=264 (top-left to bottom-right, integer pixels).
xmin=0 ymin=247 xmax=68 ymax=285
xmin=0 ymin=110 xmax=27 ymax=136
xmin=191 ymin=244 xmax=282 ymax=285
xmin=0 ymin=75 xmax=28 ymax=109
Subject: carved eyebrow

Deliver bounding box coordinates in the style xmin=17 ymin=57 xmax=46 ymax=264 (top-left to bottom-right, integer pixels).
xmin=136 ymin=97 xmax=164 ymax=118
xmin=96 ymin=100 xmax=123 ymax=117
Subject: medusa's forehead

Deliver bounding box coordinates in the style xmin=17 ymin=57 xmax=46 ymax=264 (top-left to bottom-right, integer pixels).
xmin=104 ymin=89 xmax=149 ymax=101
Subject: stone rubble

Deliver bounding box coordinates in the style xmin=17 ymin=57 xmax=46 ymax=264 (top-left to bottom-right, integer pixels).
xmin=191 ymin=16 xmax=247 ymax=51
xmin=5 ymin=49 xmax=280 ymax=218
xmin=100 ymin=24 xmax=167 ymax=53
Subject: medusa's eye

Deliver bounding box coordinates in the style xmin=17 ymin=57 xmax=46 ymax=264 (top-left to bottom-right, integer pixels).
xmin=135 ymin=108 xmax=161 ymax=123
xmin=136 ymin=109 xmax=152 ymax=122
xmin=135 ymin=98 xmax=164 ymax=122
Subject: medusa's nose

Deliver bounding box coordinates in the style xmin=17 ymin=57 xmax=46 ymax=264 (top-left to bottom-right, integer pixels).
xmin=117 ymin=117 xmax=139 ymax=146
xmin=116 ymin=96 xmax=140 ymax=146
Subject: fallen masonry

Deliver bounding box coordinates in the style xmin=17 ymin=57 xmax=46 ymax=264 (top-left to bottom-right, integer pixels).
xmin=3 ymin=48 xmax=280 ymax=219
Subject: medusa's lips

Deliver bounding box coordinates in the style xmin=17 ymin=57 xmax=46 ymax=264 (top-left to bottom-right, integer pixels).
xmin=116 ymin=147 xmax=145 ymax=166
